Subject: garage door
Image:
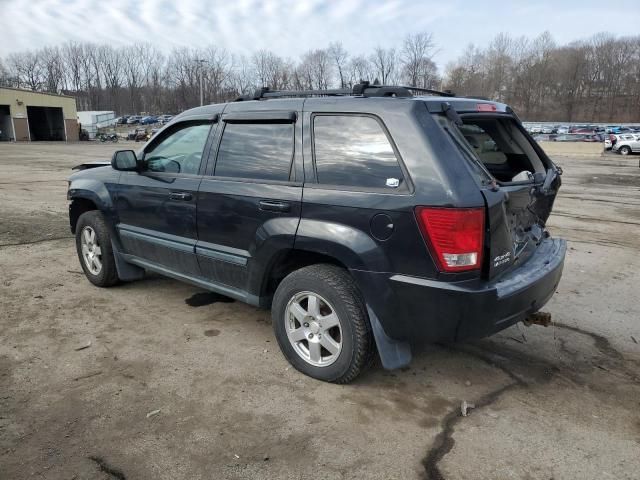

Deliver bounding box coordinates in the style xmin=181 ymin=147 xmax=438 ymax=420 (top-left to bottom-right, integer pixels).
xmin=0 ymin=105 xmax=14 ymax=141
xmin=27 ymin=106 xmax=66 ymax=141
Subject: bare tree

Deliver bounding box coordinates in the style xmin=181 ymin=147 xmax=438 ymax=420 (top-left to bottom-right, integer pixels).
xmin=370 ymin=47 xmax=397 ymax=85
xmin=346 ymin=55 xmax=373 ymax=86
xmin=401 ymin=32 xmax=437 ymax=87
xmin=328 ymin=42 xmax=349 ymax=88
xmin=7 ymin=50 xmax=44 ymax=90
xmin=299 ymin=49 xmax=333 ymax=89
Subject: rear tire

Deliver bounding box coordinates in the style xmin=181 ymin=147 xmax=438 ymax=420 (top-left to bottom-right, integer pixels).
xmin=271 ymin=264 xmax=375 ymax=383
xmin=75 ymin=211 xmax=119 ymax=287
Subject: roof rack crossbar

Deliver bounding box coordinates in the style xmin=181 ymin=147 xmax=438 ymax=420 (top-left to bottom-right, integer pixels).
xmin=232 ymin=81 xmax=456 ymax=102
xmin=399 ymin=85 xmax=455 ymax=97
xmin=262 ymin=88 xmax=351 ymax=98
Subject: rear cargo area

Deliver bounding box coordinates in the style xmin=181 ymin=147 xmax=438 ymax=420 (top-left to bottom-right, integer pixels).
xmin=432 ymin=111 xmax=562 ymax=279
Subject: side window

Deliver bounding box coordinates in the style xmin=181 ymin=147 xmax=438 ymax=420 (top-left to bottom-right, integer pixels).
xmin=313 ymin=115 xmax=405 ymax=190
xmin=214 ymin=122 xmax=294 ymax=181
xmin=144 ymin=122 xmax=211 ymax=175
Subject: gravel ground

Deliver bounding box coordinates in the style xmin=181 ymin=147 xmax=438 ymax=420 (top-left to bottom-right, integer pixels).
xmin=1 ymin=142 xmax=639 ymax=480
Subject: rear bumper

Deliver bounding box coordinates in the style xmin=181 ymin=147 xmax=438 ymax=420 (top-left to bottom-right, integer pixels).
xmin=352 ymin=237 xmax=566 ymax=344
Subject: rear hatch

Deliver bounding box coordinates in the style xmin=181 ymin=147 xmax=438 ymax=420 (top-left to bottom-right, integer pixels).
xmin=431 ymin=104 xmax=562 ymax=280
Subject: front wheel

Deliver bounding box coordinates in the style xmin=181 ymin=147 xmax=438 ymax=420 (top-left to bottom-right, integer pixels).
xmin=271 ymin=264 xmax=375 ymax=383
xmin=75 ymin=211 xmax=119 ymax=287
xmin=619 ymin=146 xmax=631 ymax=156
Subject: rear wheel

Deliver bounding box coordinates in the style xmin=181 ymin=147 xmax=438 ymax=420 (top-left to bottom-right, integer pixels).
xmin=619 ymin=145 xmax=631 ymax=155
xmin=75 ymin=211 xmax=119 ymax=287
xmin=271 ymin=264 xmax=375 ymax=383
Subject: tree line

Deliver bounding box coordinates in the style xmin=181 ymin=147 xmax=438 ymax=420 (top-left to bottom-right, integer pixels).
xmin=1 ymin=31 xmax=638 ymax=122
xmin=446 ymin=32 xmax=640 ymax=123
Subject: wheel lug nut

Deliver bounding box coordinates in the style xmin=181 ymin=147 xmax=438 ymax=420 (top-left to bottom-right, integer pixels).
xmin=303 ymin=322 xmax=309 ymax=327
xmin=308 ymin=333 xmax=313 ymax=339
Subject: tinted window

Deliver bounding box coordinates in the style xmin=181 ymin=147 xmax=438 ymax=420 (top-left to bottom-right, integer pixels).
xmin=214 ymin=123 xmax=294 ymax=181
xmin=313 ymin=115 xmax=404 ymax=190
xmin=145 ymin=122 xmax=211 ymax=174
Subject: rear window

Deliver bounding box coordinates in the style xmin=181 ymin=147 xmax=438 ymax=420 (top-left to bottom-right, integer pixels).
xmin=458 ymin=123 xmax=507 ymax=165
xmin=313 ymin=115 xmax=405 ymax=190
xmin=434 ymin=114 xmax=547 ymax=183
xmin=214 ymin=123 xmax=294 ymax=181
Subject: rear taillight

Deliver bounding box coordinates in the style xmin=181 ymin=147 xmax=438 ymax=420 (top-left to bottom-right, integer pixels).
xmin=415 ymin=207 xmax=485 ymax=272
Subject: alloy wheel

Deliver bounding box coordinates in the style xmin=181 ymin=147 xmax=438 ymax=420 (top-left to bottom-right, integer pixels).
xmin=80 ymin=226 xmax=102 ymax=275
xmin=284 ymin=291 xmax=343 ymax=367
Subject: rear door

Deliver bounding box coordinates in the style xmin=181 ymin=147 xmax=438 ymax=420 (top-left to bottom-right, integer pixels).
xmin=195 ymin=106 xmax=303 ymax=296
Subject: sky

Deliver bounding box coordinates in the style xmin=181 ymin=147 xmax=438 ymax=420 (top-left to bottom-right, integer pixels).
xmin=2 ymin=0 xmax=640 ymax=70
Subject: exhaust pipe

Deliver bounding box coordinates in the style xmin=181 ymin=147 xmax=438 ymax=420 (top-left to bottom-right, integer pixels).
xmin=523 ymin=311 xmax=552 ymax=327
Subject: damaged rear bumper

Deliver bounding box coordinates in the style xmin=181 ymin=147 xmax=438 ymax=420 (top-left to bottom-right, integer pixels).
xmin=353 ymin=237 xmax=566 ymax=350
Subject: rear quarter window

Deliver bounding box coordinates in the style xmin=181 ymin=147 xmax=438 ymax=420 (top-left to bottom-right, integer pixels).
xmin=312 ymin=115 xmax=406 ymax=191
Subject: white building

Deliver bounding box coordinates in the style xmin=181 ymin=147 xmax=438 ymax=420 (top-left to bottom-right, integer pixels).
xmin=77 ymin=111 xmax=116 ymax=139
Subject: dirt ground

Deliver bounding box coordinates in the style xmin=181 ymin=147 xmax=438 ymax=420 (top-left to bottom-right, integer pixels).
xmin=1 ymin=142 xmax=639 ymax=480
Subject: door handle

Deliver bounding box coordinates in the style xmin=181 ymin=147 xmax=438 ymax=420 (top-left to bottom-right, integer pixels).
xmin=259 ymin=200 xmax=291 ymax=213
xmin=169 ymin=192 xmax=193 ymax=201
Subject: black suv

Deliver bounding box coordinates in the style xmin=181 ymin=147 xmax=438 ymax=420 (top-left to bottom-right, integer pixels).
xmin=67 ymin=84 xmax=566 ymax=383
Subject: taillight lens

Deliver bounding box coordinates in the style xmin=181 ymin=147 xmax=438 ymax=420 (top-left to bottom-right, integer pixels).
xmin=415 ymin=207 xmax=485 ymax=272
xmin=476 ymin=103 xmax=497 ymax=112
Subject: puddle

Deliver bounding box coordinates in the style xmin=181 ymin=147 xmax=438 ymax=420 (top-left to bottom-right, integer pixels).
xmin=204 ymin=329 xmax=221 ymax=337
xmin=185 ymin=292 xmax=235 ymax=307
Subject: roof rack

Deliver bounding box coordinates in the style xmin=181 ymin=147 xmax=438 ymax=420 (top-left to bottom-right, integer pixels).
xmin=233 ymin=81 xmax=455 ymax=101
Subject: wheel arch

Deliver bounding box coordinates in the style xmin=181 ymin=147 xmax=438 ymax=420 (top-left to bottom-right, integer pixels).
xmin=258 ymin=248 xmax=350 ymax=306
xmin=69 ymin=196 xmax=98 ymax=233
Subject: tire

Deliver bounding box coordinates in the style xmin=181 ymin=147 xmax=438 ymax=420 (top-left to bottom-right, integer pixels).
xmin=75 ymin=211 xmax=119 ymax=287
xmin=271 ymin=264 xmax=375 ymax=383
xmin=619 ymin=146 xmax=631 ymax=156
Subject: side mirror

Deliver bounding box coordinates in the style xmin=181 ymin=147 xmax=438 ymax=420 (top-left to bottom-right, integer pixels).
xmin=111 ymin=150 xmax=138 ymax=171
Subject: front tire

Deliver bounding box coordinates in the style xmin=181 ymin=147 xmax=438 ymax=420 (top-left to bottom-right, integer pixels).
xmin=619 ymin=146 xmax=631 ymax=155
xmin=271 ymin=264 xmax=375 ymax=383
xmin=75 ymin=211 xmax=119 ymax=287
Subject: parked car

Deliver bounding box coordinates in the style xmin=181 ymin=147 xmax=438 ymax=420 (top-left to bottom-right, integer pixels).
xmin=571 ymin=127 xmax=596 ymax=135
xmin=67 ymin=83 xmax=566 ymax=383
xmin=528 ymin=124 xmax=543 ymax=134
xmin=556 ymin=125 xmax=570 ymax=134
xmin=127 ymin=116 xmax=142 ymax=125
xmin=553 ymin=134 xmax=579 ymax=142
xmin=541 ymin=125 xmax=557 ymax=134
xmin=116 ymin=116 xmax=129 ymax=125
xmin=158 ymin=114 xmax=173 ymax=125
xmin=533 ymin=134 xmax=553 ymax=142
xmin=140 ymin=116 xmax=158 ymax=125
xmin=582 ymin=134 xmax=604 ymax=142
xmin=611 ymin=134 xmax=640 ymax=155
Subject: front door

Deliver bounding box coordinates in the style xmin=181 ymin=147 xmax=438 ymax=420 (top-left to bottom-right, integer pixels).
xmin=115 ymin=119 xmax=216 ymax=276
